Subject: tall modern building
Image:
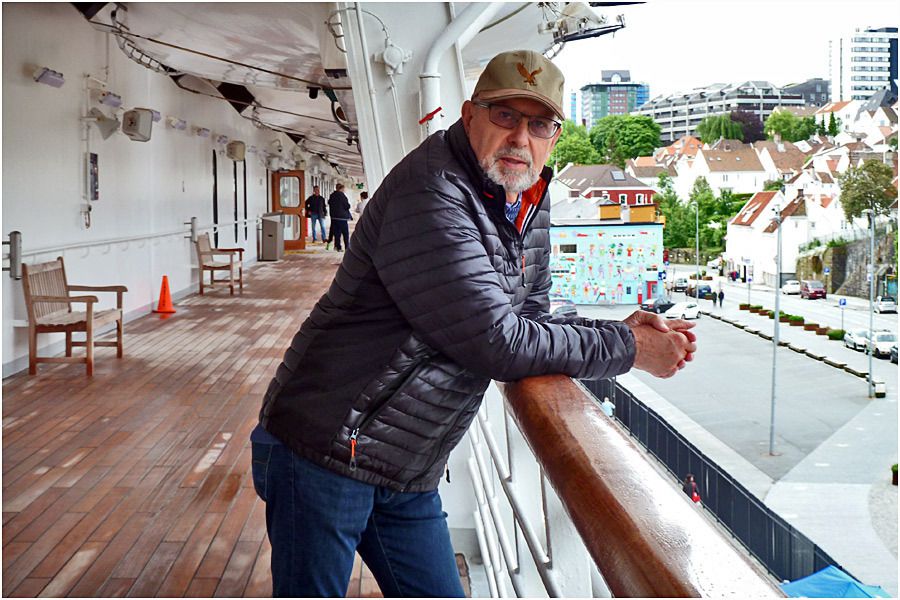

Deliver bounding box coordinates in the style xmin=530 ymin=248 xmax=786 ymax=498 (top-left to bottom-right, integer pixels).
xmin=580 ymin=71 xmax=650 ymax=129
xmin=633 ymin=81 xmax=804 ymax=143
xmin=829 ymin=26 xmax=898 ymax=101
xmin=567 ymin=91 xmax=579 ymax=123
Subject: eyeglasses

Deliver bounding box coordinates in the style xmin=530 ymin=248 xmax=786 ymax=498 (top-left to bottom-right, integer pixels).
xmin=473 ymin=101 xmax=561 ymax=139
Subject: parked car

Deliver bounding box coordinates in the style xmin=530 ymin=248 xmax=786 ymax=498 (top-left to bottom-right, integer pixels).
xmin=800 ymin=280 xmax=826 ymax=299
xmin=891 ymin=343 xmax=898 ymax=364
xmin=843 ymin=328 xmax=870 ymax=351
xmin=865 ymin=331 xmax=897 ymax=358
xmin=672 ymin=277 xmax=688 ymax=292
xmin=874 ymin=295 xmax=897 ymax=314
xmin=640 ymin=297 xmax=676 ymax=314
xmin=665 ymin=301 xmax=701 ymax=320
xmin=549 ymin=295 xmax=577 ymax=317
xmin=781 ymin=279 xmax=800 ymax=295
xmin=686 ymin=283 xmax=712 ymax=298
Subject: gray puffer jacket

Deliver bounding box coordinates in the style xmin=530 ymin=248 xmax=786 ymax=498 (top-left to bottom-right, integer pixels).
xmin=259 ymin=119 xmax=636 ymax=492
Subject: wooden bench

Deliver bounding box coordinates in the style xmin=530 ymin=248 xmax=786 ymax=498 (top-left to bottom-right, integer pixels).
xmin=195 ymin=233 xmax=244 ymax=295
xmin=21 ymin=257 xmax=127 ymax=376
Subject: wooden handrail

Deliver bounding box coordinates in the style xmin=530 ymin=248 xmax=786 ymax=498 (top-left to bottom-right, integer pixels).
xmin=502 ymin=375 xmax=784 ymax=598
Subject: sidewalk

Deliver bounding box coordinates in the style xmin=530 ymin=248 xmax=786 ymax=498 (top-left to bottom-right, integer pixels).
xmin=661 ymin=274 xmax=899 ymax=593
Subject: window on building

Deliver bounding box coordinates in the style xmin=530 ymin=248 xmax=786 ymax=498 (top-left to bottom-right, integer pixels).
xmin=637 ymin=193 xmax=645 ymax=203
xmin=619 ymin=194 xmax=627 ymax=204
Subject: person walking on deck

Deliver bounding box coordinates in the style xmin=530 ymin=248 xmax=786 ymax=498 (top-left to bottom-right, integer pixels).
xmin=304 ymin=185 xmax=327 ymax=242
xmin=252 ymin=49 xmax=698 ymax=598
xmin=327 ymin=183 xmax=351 ymax=252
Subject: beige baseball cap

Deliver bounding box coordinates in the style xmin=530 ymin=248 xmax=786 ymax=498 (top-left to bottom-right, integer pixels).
xmin=472 ymin=50 xmax=565 ymax=120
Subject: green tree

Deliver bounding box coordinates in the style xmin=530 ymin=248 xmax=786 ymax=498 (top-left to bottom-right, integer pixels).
xmin=816 ymin=116 xmax=827 ymax=136
xmin=827 ymin=112 xmax=841 ymax=136
xmin=696 ymin=114 xmax=743 ymax=144
xmin=656 ymin=173 xmax=693 ymax=249
xmin=548 ymin=121 xmax=599 ymax=167
xmin=763 ymin=179 xmax=784 ymax=191
xmin=589 ymin=115 xmax=661 ymax=167
xmin=838 ymin=159 xmax=897 ymax=220
xmin=763 ymin=110 xmax=817 ymax=142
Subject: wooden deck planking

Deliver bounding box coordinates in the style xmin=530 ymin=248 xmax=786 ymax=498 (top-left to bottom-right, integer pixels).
xmin=2 ymin=252 xmax=388 ymax=597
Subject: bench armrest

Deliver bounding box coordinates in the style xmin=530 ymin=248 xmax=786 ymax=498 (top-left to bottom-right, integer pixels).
xmin=68 ymin=285 xmax=128 ymax=293
xmin=31 ymin=294 xmax=98 ymax=304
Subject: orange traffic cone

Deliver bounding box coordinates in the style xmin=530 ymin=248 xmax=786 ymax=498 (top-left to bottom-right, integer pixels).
xmin=153 ymin=276 xmax=176 ymax=314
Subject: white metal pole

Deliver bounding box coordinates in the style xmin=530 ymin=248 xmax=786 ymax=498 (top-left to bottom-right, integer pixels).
xmin=868 ymin=211 xmax=875 ymax=397
xmin=695 ymin=201 xmax=700 ymax=301
xmin=769 ymin=209 xmax=782 ymax=455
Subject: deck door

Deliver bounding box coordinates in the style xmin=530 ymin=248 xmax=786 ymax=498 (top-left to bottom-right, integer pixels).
xmin=272 ymin=171 xmax=306 ymax=251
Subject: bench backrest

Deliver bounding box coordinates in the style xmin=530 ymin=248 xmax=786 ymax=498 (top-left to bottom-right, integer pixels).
xmin=195 ymin=233 xmax=212 ymax=262
xmin=22 ymin=257 xmax=71 ymax=321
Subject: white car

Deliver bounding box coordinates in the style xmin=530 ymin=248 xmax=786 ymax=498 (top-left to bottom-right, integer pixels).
xmin=875 ymin=296 xmax=896 ymax=314
xmin=781 ymin=280 xmax=800 ymax=295
xmin=665 ymin=301 xmax=701 ymax=320
xmin=843 ymin=329 xmax=869 ymax=351
xmin=865 ymin=331 xmax=897 ymax=357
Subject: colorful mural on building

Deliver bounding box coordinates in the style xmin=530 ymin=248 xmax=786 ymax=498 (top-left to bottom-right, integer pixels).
xmin=549 ymin=223 xmax=664 ymax=305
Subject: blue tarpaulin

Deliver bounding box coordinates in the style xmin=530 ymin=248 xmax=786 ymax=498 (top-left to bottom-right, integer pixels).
xmin=782 ymin=566 xmax=890 ymax=598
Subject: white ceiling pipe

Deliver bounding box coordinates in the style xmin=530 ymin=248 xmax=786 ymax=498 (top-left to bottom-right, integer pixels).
xmin=419 ymin=2 xmax=504 ymax=137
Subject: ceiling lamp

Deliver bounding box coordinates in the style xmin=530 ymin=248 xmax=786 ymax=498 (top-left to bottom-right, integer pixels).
xmin=98 ymin=91 xmax=123 ymax=108
xmin=166 ymin=116 xmax=187 ymax=130
xmin=33 ymin=67 xmax=65 ymax=88
xmin=194 ymin=127 xmax=211 ymax=138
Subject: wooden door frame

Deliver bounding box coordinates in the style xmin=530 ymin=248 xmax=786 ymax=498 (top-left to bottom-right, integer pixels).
xmin=272 ymin=170 xmax=306 ymax=251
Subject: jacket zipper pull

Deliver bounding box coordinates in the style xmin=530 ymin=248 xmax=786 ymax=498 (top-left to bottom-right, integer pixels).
xmin=445 ymin=463 xmax=451 ymax=483
xmin=349 ymin=428 xmax=359 ymax=471
xmin=521 ymin=253 xmax=526 ymax=287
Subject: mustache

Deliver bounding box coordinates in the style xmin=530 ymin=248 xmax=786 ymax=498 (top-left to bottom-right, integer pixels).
xmin=491 ymin=146 xmax=532 ymax=167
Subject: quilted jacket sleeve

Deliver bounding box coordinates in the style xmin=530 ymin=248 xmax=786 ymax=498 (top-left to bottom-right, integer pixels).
xmin=373 ymin=175 xmax=635 ymax=382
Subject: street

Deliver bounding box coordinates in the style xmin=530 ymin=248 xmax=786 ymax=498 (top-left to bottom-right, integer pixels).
xmin=666 ymin=264 xmax=898 ymax=335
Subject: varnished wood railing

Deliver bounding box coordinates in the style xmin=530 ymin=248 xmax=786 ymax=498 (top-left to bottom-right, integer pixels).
xmin=501 ymin=375 xmax=784 ymax=598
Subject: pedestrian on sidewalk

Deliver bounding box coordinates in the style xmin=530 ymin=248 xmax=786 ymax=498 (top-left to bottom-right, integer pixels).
xmin=682 ymin=474 xmax=701 ymax=503
xmin=718 ymin=289 xmax=724 ymax=308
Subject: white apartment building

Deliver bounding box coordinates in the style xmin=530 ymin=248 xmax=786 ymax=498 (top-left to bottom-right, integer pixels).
xmin=633 ymin=81 xmax=804 ymax=143
xmin=829 ymin=26 xmax=898 ymax=101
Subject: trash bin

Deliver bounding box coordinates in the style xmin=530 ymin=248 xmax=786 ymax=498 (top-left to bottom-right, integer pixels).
xmin=261 ymin=212 xmax=284 ymax=261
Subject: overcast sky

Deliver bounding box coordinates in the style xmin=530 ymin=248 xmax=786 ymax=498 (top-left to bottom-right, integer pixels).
xmin=553 ymin=0 xmax=897 ymax=100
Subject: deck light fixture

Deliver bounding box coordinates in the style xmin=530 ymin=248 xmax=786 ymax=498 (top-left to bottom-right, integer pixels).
xmin=166 ymin=116 xmax=187 ymax=130
xmin=33 ymin=67 xmax=65 ymax=88
xmin=98 ymin=91 xmax=123 ymax=108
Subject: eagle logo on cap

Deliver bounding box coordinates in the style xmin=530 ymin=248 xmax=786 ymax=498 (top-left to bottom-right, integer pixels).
xmin=516 ymin=63 xmax=542 ymax=86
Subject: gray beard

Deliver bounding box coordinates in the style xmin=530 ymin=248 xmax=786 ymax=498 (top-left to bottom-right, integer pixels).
xmin=480 ymin=148 xmax=538 ymax=194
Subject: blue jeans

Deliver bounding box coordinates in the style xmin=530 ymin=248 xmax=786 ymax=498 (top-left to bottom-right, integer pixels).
xmin=309 ymin=214 xmax=327 ymax=241
xmin=251 ymin=435 xmax=464 ymax=597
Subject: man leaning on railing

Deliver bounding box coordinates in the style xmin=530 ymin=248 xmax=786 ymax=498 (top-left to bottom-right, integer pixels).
xmin=251 ymin=49 xmax=697 ymax=597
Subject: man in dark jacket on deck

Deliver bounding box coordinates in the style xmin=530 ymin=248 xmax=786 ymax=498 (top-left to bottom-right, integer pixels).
xmin=327 ymin=183 xmax=352 ymax=251
xmin=304 ymin=185 xmax=327 ymax=242
xmin=252 ymin=49 xmax=697 ymax=597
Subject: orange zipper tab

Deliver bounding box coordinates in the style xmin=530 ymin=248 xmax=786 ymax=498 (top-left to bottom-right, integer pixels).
xmin=349 ymin=428 xmax=359 ymax=471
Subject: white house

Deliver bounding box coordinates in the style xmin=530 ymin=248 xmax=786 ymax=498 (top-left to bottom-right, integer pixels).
xmin=675 ymin=144 xmax=768 ymax=198
xmin=725 ymin=190 xmax=781 ymax=282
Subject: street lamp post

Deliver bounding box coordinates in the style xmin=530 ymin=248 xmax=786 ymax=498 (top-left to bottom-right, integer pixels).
xmin=864 ymin=209 xmax=875 ymax=397
xmin=695 ymin=199 xmax=700 ymax=301
xmin=768 ymin=201 xmax=783 ymax=455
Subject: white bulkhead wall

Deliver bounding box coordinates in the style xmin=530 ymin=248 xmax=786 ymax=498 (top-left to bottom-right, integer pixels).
xmin=340 ymin=1 xmax=497 ymax=551
xmin=2 ymin=4 xmax=283 ymax=375
xmin=341 ymin=2 xmax=477 ymax=189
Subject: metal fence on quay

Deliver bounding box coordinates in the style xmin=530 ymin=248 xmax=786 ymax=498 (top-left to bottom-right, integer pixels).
xmin=581 ymin=377 xmax=845 ymax=585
